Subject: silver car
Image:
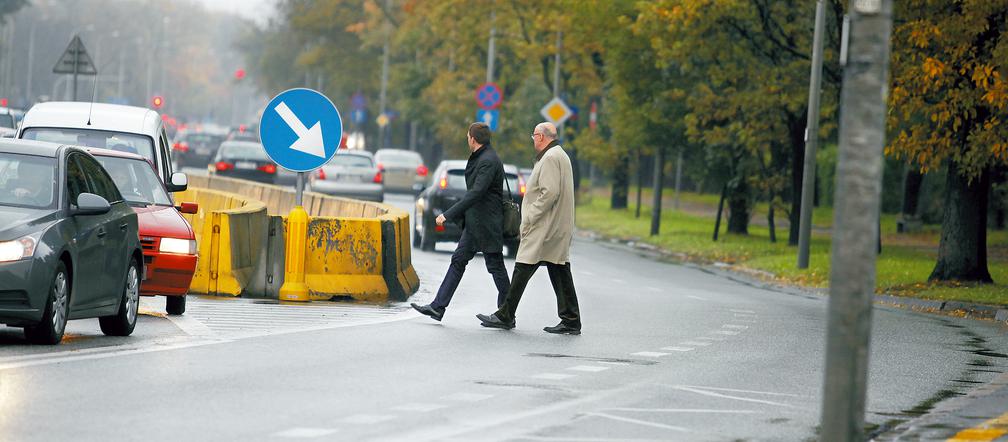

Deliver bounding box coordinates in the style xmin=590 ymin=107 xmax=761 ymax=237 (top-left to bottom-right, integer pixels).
xmin=374 ymin=149 xmax=427 ymax=195
xmin=310 ymin=150 xmax=384 ymax=202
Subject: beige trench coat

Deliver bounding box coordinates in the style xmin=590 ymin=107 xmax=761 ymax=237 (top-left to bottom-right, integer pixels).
xmin=516 ymin=144 xmax=575 ymax=265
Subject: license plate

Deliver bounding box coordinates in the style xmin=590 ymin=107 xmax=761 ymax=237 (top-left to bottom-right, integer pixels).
xmin=236 ymin=161 xmax=256 ymax=169
xmin=196 ymin=147 xmax=211 ymax=155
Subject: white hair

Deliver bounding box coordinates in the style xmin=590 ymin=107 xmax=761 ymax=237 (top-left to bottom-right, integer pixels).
xmin=536 ymin=122 xmax=558 ymax=140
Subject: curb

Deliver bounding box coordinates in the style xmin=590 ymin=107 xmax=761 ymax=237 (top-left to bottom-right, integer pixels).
xmin=577 ymin=230 xmax=1008 ymax=324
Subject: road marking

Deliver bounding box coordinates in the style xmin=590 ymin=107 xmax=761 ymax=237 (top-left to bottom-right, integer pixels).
xmin=697 ymin=336 xmax=727 ymax=341
xmin=584 ymin=413 xmax=690 ymax=432
xmin=533 ymin=373 xmax=576 ymax=380
xmin=391 ymin=403 xmax=448 ymax=413
xmin=713 ymin=330 xmax=740 ymax=335
xmin=339 ymin=414 xmax=396 ymax=424
xmin=671 ymin=385 xmax=802 ymax=397
xmin=661 ymin=346 xmax=694 ymax=352
xmin=519 ymin=437 xmax=671 ymax=442
xmin=606 ymin=408 xmax=759 ymax=414
xmin=687 ymin=295 xmax=707 ymax=300
xmin=579 ymin=270 xmax=596 ymax=276
xmin=166 ymin=313 xmax=217 ymax=337
xmin=646 ymin=286 xmax=662 ymax=292
xmin=663 ymin=385 xmax=798 ymax=408
xmin=611 ymin=278 xmax=627 ymax=284
xmin=441 ymin=392 xmax=494 ymax=402
xmin=947 ymin=411 xmax=1008 ymax=441
xmin=730 ymin=309 xmax=756 ymax=314
xmin=679 ymin=341 xmax=711 ymax=346
xmin=723 ymin=324 xmax=749 ymax=330
xmin=271 ymin=427 xmax=339 ymax=438
xmin=631 ymin=352 xmax=669 ymax=358
xmin=567 ymin=365 xmax=610 ymax=373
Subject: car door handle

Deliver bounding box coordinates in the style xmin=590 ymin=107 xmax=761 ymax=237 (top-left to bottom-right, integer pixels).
xmin=97 ymin=227 xmax=107 ymax=238
xmin=120 ymin=223 xmax=128 ymax=231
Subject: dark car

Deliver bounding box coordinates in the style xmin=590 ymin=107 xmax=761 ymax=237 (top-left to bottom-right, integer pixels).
xmin=414 ymin=160 xmax=525 ymax=257
xmin=210 ymin=140 xmax=278 ymax=184
xmin=172 ymin=131 xmax=225 ymax=169
xmin=0 ymin=139 xmax=143 ymax=344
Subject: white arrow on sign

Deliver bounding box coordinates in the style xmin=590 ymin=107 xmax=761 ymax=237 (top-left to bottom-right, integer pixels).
xmin=274 ymin=101 xmax=325 ymax=158
xmin=481 ymin=112 xmax=494 ymax=126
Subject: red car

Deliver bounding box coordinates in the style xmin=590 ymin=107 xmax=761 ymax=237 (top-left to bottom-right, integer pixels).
xmin=88 ymin=148 xmax=198 ymax=315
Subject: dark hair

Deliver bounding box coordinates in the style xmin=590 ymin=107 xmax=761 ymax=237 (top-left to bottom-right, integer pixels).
xmin=468 ymin=122 xmax=491 ymax=146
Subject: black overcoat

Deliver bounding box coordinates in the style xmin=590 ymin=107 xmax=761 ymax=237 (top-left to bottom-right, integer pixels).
xmin=442 ymin=143 xmax=505 ymax=253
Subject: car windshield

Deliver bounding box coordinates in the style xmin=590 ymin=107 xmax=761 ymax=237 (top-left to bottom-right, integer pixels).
xmin=376 ymin=151 xmax=420 ymax=167
xmin=219 ymin=142 xmax=268 ymax=160
xmin=0 ymin=114 xmax=14 ymax=129
xmin=445 ymin=169 xmax=519 ymax=192
xmin=330 ymin=154 xmax=373 ymax=168
xmin=22 ymin=128 xmax=155 ymax=164
xmin=94 ymin=156 xmax=172 ymax=207
xmin=0 ymin=153 xmax=56 ymax=209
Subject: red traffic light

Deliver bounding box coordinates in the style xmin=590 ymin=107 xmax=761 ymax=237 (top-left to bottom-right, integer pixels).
xmin=0 ymin=98 xmax=7 ymax=107
xmin=234 ymin=69 xmax=246 ymax=80
xmin=152 ymin=96 xmax=164 ymax=109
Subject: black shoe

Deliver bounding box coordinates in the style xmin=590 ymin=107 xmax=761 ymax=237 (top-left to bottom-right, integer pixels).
xmin=477 ymin=313 xmax=515 ymax=330
xmin=411 ymin=303 xmax=444 ymax=322
xmin=544 ymin=323 xmax=581 ymax=335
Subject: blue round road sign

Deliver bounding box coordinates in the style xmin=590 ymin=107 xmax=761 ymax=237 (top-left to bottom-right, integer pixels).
xmin=475 ymin=82 xmax=503 ymax=110
xmin=259 ymin=88 xmax=343 ymax=172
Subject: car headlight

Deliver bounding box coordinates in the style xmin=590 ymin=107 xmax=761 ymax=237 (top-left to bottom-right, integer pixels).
xmin=159 ymin=238 xmax=196 ymax=255
xmin=0 ymin=236 xmax=37 ymax=262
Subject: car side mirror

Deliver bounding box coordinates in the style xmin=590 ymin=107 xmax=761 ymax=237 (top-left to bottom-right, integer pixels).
xmin=166 ymin=172 xmax=188 ymax=192
xmin=177 ymin=202 xmax=199 ymax=214
xmin=72 ymin=193 xmax=111 ymax=216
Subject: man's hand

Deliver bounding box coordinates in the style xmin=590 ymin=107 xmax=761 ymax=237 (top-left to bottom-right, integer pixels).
xmin=436 ymin=214 xmax=447 ymax=226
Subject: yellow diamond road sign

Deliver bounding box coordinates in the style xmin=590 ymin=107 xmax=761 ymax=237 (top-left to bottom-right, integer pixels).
xmin=540 ymin=97 xmax=573 ymax=126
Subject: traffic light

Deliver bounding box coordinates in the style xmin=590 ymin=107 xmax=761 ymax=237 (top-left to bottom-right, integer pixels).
xmin=0 ymin=98 xmax=7 ymax=107
xmin=152 ymin=96 xmax=164 ymax=109
xmin=234 ymin=69 xmax=246 ymax=81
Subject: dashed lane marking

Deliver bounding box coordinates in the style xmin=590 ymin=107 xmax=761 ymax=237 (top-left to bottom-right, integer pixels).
xmin=339 ymin=414 xmax=396 ymax=424
xmin=713 ymin=330 xmax=740 ymax=336
xmin=583 ymin=413 xmax=690 ymax=433
xmin=697 ymin=336 xmax=727 ymax=341
xmin=441 ymin=393 xmax=495 ymax=402
xmin=631 ymin=352 xmax=670 ymax=358
xmin=687 ymin=295 xmax=707 ymax=300
xmin=606 ymin=408 xmax=759 ymax=414
xmin=646 ymin=286 xmax=662 ymax=292
xmin=271 ymin=428 xmax=339 ymax=438
xmin=390 ymin=403 xmax=448 ymax=413
xmin=661 ymin=346 xmax=695 ymax=352
xmin=567 ymin=365 xmax=610 ymax=373
xmin=730 ymin=309 xmax=756 ymax=314
xmin=662 ymin=385 xmax=799 ymax=408
xmin=679 ymin=341 xmax=711 ymax=346
xmin=723 ymin=324 xmax=749 ymax=330
xmin=533 ymin=373 xmax=577 ymax=380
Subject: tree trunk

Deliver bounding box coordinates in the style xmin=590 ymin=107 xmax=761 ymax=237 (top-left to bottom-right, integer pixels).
xmin=788 ymin=125 xmax=804 ymax=245
xmin=650 ymin=147 xmax=666 ymax=236
xmin=713 ymin=183 xmax=727 ymax=241
xmin=902 ymin=168 xmax=924 ymax=216
xmin=635 ymin=151 xmax=644 ymax=218
xmin=611 ymin=152 xmax=629 ymax=209
xmin=727 ymin=178 xmax=751 ymax=235
xmin=767 ymin=194 xmax=777 ymax=243
xmin=929 ymin=163 xmax=993 ymax=283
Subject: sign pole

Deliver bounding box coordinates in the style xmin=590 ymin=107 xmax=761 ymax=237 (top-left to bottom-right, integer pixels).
xmin=819 ymin=1 xmax=893 ymax=440
xmin=295 ymin=172 xmax=305 ymax=206
xmin=797 ymin=0 xmax=827 ymax=269
xmin=72 ymin=36 xmax=79 ymax=102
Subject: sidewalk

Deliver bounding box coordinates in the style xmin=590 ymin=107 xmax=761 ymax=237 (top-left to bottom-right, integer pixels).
xmin=874 ymin=371 xmax=1008 ymax=440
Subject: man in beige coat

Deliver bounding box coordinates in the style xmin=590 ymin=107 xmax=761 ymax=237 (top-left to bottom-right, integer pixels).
xmin=477 ymin=122 xmax=581 ymax=335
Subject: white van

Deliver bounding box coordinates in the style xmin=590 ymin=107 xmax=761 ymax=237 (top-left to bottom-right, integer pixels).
xmin=17 ymin=102 xmax=182 ymax=189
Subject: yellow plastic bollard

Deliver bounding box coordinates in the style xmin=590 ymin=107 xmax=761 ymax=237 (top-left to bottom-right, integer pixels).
xmin=279 ymin=205 xmax=311 ymax=302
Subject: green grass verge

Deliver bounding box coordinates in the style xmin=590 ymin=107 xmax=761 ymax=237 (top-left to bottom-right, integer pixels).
xmin=577 ymin=191 xmax=1008 ymax=307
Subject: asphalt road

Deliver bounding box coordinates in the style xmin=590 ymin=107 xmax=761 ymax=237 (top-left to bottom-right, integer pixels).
xmin=0 ymin=192 xmax=1005 ymax=441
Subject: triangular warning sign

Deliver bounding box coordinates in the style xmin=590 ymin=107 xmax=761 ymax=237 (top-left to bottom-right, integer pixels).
xmin=53 ymin=36 xmax=97 ymax=75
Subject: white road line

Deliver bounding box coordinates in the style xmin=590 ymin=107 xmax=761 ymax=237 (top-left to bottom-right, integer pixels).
xmin=713 ymin=330 xmax=740 ymax=335
xmin=663 ymin=385 xmax=797 ymax=408
xmin=697 ymin=336 xmax=726 ymax=341
xmin=660 ymin=346 xmax=694 ymax=352
xmin=567 ymin=365 xmax=610 ymax=373
xmin=631 ymin=352 xmax=669 ymax=358
xmin=533 ymin=373 xmax=576 ymax=380
xmin=271 ymin=427 xmax=339 ymax=438
xmin=612 ymin=278 xmax=627 ymax=284
xmin=339 ymin=414 xmax=396 ymax=424
xmin=390 ymin=403 xmax=448 ymax=413
xmin=520 ymin=437 xmax=671 ymax=442
xmin=606 ymin=408 xmax=759 ymax=414
xmin=166 ymin=313 xmax=216 ymax=336
xmin=730 ymin=309 xmax=756 ymax=314
xmin=671 ymin=385 xmax=803 ymax=397
xmin=441 ymin=393 xmax=494 ymax=402
xmin=646 ymin=286 xmax=662 ymax=292
xmin=679 ymin=341 xmax=711 ymax=346
xmin=584 ymin=412 xmax=690 ymax=432
xmin=723 ymin=324 xmax=749 ymax=330
xmin=686 ymin=295 xmax=706 ymax=300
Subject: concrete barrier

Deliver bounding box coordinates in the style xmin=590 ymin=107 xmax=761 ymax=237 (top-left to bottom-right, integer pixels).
xmin=182 ymin=174 xmax=419 ymax=302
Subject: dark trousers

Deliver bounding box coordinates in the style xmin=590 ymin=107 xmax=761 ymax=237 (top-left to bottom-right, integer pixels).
xmin=495 ymin=261 xmax=581 ymax=329
xmin=430 ymin=233 xmax=510 ymax=311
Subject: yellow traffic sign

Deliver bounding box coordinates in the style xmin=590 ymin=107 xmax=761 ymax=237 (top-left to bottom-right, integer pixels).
xmin=540 ymin=97 xmax=573 ymax=126
xmin=376 ymin=114 xmax=390 ymax=127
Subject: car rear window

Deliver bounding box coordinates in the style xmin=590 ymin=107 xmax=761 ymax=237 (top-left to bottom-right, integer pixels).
xmin=0 ymin=153 xmax=56 ymax=209
xmin=22 ymin=127 xmax=155 ymax=164
xmin=0 ymin=114 xmax=14 ymax=129
xmin=183 ymin=133 xmax=224 ymax=145
xmin=376 ymin=151 xmax=421 ymax=167
xmin=330 ymin=154 xmax=373 ymax=168
xmin=219 ymin=142 xmax=268 ymax=161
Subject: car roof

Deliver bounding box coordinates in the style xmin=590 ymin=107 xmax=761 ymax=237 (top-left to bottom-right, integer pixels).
xmin=337 ymin=149 xmax=374 ymax=158
xmin=85 ymin=147 xmax=148 ymax=162
xmin=20 ymin=102 xmax=162 ymax=137
xmin=375 ymin=148 xmax=419 ymax=156
xmin=220 ymin=140 xmax=263 ymax=149
xmin=0 ymin=138 xmax=66 ymax=157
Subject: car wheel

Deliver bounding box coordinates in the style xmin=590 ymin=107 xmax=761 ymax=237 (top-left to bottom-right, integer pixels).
xmin=166 ymin=295 xmax=186 ymax=315
xmin=99 ymin=258 xmax=140 ymax=337
xmin=420 ymin=219 xmax=436 ymax=252
xmin=24 ymin=261 xmax=70 ymax=345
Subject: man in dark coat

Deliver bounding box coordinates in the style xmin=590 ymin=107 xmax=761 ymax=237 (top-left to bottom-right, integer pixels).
xmin=411 ymin=122 xmax=510 ymax=321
